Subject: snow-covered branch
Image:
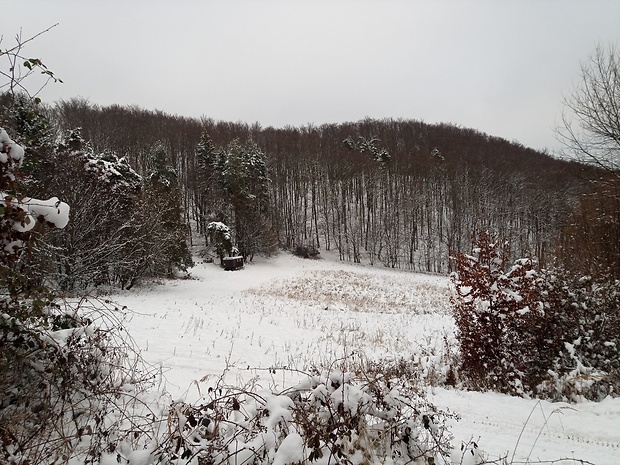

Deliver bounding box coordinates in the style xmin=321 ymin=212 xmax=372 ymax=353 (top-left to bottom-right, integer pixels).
xmin=0 ymin=127 xmax=69 ymax=259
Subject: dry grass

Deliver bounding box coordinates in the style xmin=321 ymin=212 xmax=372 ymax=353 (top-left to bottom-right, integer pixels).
xmin=248 ymin=269 xmax=450 ymax=315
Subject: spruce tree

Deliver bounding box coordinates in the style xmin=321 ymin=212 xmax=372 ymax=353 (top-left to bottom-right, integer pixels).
xmin=140 ymin=142 xmax=193 ymax=277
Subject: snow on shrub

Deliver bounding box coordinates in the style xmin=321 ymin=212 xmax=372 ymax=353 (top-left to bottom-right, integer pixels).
xmin=0 ymin=128 xmax=158 ymax=465
xmin=153 ymin=361 xmax=457 ymax=465
xmin=207 ymin=221 xmax=239 ymax=263
xmin=538 ymin=274 xmax=620 ymax=401
xmin=1 ymin=298 xmax=162 ymax=465
xmin=451 ymin=231 xmax=620 ymax=400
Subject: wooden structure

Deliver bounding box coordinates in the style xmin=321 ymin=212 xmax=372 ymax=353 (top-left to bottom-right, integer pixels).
xmin=223 ymin=256 xmax=244 ymax=271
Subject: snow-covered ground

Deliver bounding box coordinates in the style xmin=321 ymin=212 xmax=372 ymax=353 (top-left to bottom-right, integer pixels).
xmin=116 ymin=252 xmax=620 ymax=465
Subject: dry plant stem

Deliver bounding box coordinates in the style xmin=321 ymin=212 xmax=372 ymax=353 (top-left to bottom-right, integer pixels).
xmin=0 ymin=24 xmax=60 ymax=97
xmin=510 ymin=460 xmax=595 ymax=465
xmin=525 ymin=404 xmax=563 ymax=464
xmin=511 ymin=401 xmax=541 ymax=464
xmin=504 ymin=400 xmax=584 ymax=465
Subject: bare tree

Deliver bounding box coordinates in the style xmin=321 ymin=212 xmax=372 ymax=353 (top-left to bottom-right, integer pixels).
xmin=556 ymin=44 xmax=620 ymax=279
xmin=557 ymin=43 xmax=620 ymax=173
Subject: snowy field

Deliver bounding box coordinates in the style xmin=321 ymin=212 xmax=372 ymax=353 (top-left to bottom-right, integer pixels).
xmin=115 ymin=252 xmax=620 ymax=465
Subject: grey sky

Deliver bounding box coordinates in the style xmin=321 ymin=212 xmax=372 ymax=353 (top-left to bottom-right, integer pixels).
xmin=4 ymin=1 xmax=620 ymax=154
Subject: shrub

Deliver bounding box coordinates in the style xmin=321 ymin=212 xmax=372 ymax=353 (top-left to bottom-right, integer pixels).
xmin=0 ymin=298 xmax=159 ymax=464
xmin=451 ymin=231 xmax=620 ymax=400
xmin=540 ymin=273 xmax=620 ymax=401
xmin=0 ymin=127 xmax=158 ymax=464
xmin=293 ymin=243 xmax=320 ymax=259
xmin=144 ymin=360 xmax=457 ymax=465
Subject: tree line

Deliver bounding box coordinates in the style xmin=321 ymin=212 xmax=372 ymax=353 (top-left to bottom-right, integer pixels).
xmin=1 ymin=91 xmax=617 ymax=289
xmin=1 ymin=94 xmax=193 ymax=290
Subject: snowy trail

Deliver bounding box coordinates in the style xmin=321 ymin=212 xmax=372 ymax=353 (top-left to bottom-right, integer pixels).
xmin=429 ymin=388 xmax=620 ymax=465
xmin=117 ymin=253 xmax=620 ymax=465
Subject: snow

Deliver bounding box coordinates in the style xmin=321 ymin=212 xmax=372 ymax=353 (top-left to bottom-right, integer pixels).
xmin=265 ymin=394 xmax=294 ymax=429
xmin=0 ymin=128 xmax=25 ymax=164
xmin=23 ymin=196 xmax=70 ymax=228
xmin=207 ymin=221 xmax=232 ymax=240
xmin=273 ymin=433 xmax=304 ymax=465
xmin=0 ymin=129 xmax=70 ymax=256
xmin=0 ymin=194 xmax=70 ymax=231
xmin=115 ymin=251 xmax=620 ymax=464
xmin=331 ymin=382 xmax=371 ymax=415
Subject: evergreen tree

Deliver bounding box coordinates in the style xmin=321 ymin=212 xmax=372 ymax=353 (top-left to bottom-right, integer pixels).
xmin=195 ymin=132 xmax=227 ymax=234
xmin=139 ymin=142 xmax=193 ymax=277
xmin=9 ymin=93 xmax=55 ymax=152
xmin=0 ymin=94 xmax=56 ymax=198
xmin=218 ymin=138 xmax=272 ymax=260
xmin=196 ymin=135 xmax=273 ymax=261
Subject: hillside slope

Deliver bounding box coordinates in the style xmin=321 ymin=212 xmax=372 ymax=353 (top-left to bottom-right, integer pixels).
xmin=116 ymin=252 xmax=620 ymax=464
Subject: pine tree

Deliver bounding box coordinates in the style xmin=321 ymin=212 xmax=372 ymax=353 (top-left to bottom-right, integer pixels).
xmin=195 ymin=132 xmax=227 ymax=234
xmin=140 ymin=142 xmax=193 ymax=277
xmin=196 ymin=135 xmax=274 ymax=261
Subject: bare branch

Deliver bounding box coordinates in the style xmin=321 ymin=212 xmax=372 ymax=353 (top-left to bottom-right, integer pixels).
xmin=556 ymin=43 xmax=620 ymax=176
xmin=0 ymin=24 xmax=61 ymax=100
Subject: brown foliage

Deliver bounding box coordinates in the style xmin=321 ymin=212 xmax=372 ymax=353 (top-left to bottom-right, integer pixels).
xmin=451 ymin=232 xmax=565 ymax=394
xmin=557 ymin=178 xmax=620 ymax=280
xmin=452 ymin=231 xmax=620 ymax=399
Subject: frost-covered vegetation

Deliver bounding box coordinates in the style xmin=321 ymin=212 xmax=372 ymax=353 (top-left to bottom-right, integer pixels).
xmin=113 ymin=254 xmax=618 ymax=465
xmin=452 ymin=231 xmax=619 ymax=401
xmin=1 ymin=31 xmax=619 ymax=465
xmin=143 ymin=363 xmax=457 ymax=465
xmin=0 ymin=123 xmax=159 ymax=464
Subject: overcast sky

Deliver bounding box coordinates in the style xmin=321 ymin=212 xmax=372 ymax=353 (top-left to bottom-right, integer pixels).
xmin=4 ymin=1 xmax=620 ymax=154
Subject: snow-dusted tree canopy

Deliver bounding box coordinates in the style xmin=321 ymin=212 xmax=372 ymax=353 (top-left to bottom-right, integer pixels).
xmin=196 ymin=134 xmax=274 ymax=262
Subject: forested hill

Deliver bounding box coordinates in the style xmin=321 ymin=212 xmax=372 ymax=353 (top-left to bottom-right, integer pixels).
xmin=2 ymin=95 xmax=613 ymax=289
xmin=55 ymin=98 xmax=568 ymax=181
